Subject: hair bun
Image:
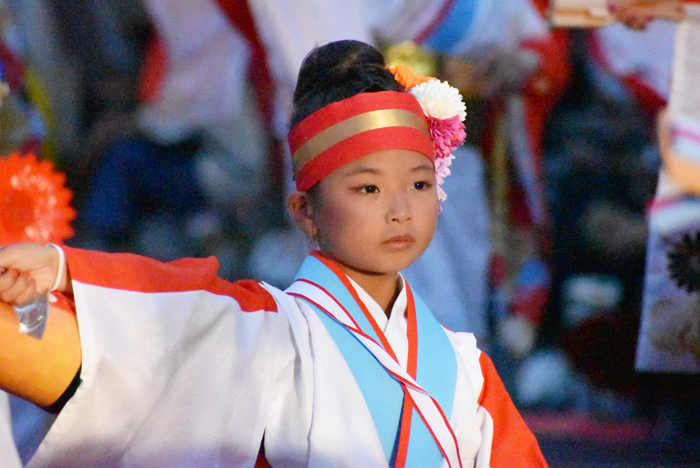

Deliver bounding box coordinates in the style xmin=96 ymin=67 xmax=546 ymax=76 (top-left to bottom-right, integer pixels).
xmin=290 ymin=40 xmax=403 ymax=127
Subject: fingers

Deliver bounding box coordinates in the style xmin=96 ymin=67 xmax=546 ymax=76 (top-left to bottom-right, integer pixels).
xmin=0 ymin=243 xmax=35 ymax=271
xmin=0 ymin=243 xmax=61 ymax=293
xmin=0 ymin=268 xmax=39 ymax=306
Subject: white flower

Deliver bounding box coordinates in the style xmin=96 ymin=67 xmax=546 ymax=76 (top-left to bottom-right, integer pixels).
xmin=409 ymin=80 xmax=466 ymax=122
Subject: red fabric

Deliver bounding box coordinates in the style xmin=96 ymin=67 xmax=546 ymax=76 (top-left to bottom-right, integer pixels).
xmin=254 ymin=451 xmax=272 ymax=468
xmin=289 ymin=91 xmax=433 ymax=190
xmin=288 ymin=91 xmax=429 ymax=152
xmin=478 ymin=352 xmax=549 ymax=467
xmin=138 ymin=33 xmax=167 ymax=105
xmin=516 ymin=0 xmax=572 ymax=230
xmin=0 ymin=44 xmax=24 ymax=90
xmin=295 ymin=126 xmax=434 ymax=191
xmin=213 ymin=0 xmax=274 ymax=124
xmin=621 ymin=74 xmax=667 ymax=118
xmin=587 ymin=30 xmax=667 ymax=119
xmin=520 ymin=26 xmax=572 ymax=169
xmin=394 ymin=393 xmax=413 ymax=468
xmin=511 ymin=285 xmax=549 ymax=324
xmin=213 ymin=0 xmax=286 ymax=186
xmin=63 ymin=247 xmax=278 ymax=313
xmin=394 ymin=283 xmax=420 ymax=468
xmin=509 ymin=184 xmax=534 ymax=227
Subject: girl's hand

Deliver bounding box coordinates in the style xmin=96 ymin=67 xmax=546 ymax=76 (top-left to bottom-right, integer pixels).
xmin=0 ymin=244 xmax=67 ymax=306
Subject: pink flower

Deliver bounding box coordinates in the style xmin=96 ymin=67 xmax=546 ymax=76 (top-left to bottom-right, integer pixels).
xmin=437 ymin=185 xmax=447 ymax=204
xmin=430 ymin=115 xmax=466 ymax=160
xmin=402 ymin=77 xmax=467 ymax=203
xmin=434 ymin=154 xmax=454 ymax=185
xmin=429 ymin=114 xmax=466 ymax=201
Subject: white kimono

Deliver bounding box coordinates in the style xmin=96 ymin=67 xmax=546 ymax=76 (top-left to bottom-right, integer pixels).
xmin=26 ymin=247 xmax=546 ymax=468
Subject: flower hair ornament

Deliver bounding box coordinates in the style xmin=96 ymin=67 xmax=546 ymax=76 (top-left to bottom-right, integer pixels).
xmin=287 ymin=65 xmax=466 ymax=202
xmin=388 ymin=65 xmax=467 ymax=202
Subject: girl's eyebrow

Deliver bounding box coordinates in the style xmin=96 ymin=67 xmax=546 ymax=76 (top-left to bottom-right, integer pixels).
xmin=411 ymin=163 xmax=435 ymax=173
xmin=342 ymin=162 xmax=433 ymax=177
xmin=342 ymin=166 xmax=382 ymax=177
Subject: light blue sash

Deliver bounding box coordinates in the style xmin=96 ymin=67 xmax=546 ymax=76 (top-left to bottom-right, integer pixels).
xmin=290 ymin=255 xmax=458 ymax=467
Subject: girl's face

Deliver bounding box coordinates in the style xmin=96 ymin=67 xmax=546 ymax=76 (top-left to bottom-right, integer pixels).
xmin=306 ymin=149 xmax=438 ymax=282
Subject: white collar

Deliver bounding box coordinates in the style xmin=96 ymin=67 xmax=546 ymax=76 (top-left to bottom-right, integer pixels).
xmin=347 ymin=276 xmax=409 ymax=368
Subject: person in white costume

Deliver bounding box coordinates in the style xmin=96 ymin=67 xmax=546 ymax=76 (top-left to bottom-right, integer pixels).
xmin=0 ymin=392 xmax=22 ymax=468
xmin=243 ymin=0 xmax=547 ymax=133
xmin=0 ymin=40 xmax=546 ymax=468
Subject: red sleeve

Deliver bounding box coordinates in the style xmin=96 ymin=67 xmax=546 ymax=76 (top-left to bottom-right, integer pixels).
xmin=478 ymin=352 xmax=548 ymax=467
xmin=63 ymin=247 xmax=277 ymax=313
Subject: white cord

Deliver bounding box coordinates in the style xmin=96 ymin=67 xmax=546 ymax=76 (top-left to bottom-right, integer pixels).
xmin=47 ymin=244 xmax=66 ymax=292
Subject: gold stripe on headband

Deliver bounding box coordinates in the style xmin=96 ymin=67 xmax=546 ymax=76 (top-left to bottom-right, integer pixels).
xmin=292 ymin=108 xmax=429 ymax=174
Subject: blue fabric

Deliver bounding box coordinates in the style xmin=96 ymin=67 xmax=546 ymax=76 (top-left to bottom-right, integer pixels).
xmin=424 ymin=0 xmax=477 ymax=53
xmin=314 ymin=310 xmax=405 ymax=461
xmin=295 ymin=256 xmax=385 ymax=344
xmin=405 ymin=291 xmax=457 ymax=464
xmin=80 ymin=136 xmax=204 ymax=238
xmin=292 ymin=255 xmax=457 ymax=467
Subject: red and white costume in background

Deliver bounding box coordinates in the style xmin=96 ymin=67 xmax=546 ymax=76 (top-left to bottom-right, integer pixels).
xmin=25 ymin=247 xmax=546 ymax=467
xmin=589 ymin=19 xmax=675 ymax=114
xmin=139 ymin=0 xmax=547 ymax=137
xmin=245 ymin=0 xmax=547 ymax=135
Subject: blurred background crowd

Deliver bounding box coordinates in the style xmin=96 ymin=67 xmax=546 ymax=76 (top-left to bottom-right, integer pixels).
xmin=0 ymin=0 xmax=699 ymax=466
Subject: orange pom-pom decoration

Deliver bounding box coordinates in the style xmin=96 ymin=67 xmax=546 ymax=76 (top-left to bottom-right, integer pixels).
xmin=0 ymin=153 xmax=76 ymax=244
xmin=387 ymin=64 xmax=437 ymax=90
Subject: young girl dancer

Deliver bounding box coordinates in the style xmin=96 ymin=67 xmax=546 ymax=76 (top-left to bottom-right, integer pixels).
xmin=0 ymin=40 xmax=547 ymax=467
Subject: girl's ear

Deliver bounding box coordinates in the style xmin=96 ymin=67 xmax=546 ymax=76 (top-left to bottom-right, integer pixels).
xmin=287 ymin=191 xmax=318 ymax=237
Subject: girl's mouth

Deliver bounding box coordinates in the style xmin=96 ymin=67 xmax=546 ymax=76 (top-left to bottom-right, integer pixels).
xmin=383 ymin=235 xmax=416 ymax=249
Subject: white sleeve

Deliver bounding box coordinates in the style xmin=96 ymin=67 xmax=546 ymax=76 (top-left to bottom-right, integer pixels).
xmin=28 ymin=248 xmax=295 ymax=468
xmin=138 ymin=0 xmax=251 ymax=143
xmin=374 ymin=0 xmax=547 ymax=57
xmin=591 ymin=20 xmax=676 ymax=102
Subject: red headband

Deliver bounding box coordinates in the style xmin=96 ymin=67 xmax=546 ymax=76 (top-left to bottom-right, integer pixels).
xmin=288 ymin=91 xmax=434 ymax=191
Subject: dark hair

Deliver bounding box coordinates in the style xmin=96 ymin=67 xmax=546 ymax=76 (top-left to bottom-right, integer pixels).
xmin=289 ymin=40 xmax=403 ymax=128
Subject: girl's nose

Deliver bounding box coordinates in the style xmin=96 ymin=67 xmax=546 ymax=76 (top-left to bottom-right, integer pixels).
xmin=387 ymin=192 xmax=412 ymax=223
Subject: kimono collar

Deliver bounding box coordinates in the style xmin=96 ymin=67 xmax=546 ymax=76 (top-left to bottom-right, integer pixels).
xmin=287 ymin=251 xmax=461 ymax=467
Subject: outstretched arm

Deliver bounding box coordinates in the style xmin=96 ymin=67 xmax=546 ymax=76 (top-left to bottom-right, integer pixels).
xmin=0 ymin=243 xmax=80 ymax=409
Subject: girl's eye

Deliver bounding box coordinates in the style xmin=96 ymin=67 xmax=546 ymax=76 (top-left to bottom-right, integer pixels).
xmin=359 ymin=185 xmax=379 ymax=194
xmin=414 ymin=181 xmax=431 ymax=190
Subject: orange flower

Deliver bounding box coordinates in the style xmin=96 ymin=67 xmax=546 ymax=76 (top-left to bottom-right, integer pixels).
xmin=387 ymin=64 xmax=436 ymax=90
xmin=0 ymin=153 xmax=76 ymax=245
